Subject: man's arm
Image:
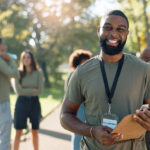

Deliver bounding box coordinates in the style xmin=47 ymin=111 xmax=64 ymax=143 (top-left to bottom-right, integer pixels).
xmin=60 ymin=99 xmax=122 ymax=145
xmin=0 ymin=54 xmax=19 ymax=79
xmin=60 ymin=99 xmax=91 ymax=136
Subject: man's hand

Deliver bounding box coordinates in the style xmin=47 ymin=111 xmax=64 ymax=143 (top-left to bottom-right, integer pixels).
xmin=1 ymin=53 xmax=11 ymax=61
xmin=133 ymin=109 xmax=150 ymax=131
xmin=93 ymin=126 xmax=123 ymax=145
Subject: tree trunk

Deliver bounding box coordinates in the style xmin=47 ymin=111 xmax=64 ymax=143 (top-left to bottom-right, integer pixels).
xmin=142 ymin=0 xmax=150 ymax=47
xmin=40 ymin=61 xmax=51 ymax=88
xmin=131 ymin=14 xmax=141 ymax=52
xmin=33 ymin=26 xmax=51 ymax=88
xmin=134 ymin=22 xmax=141 ymax=52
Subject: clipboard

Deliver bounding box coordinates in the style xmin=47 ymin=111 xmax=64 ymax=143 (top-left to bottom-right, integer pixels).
xmin=111 ymin=114 xmax=146 ymax=141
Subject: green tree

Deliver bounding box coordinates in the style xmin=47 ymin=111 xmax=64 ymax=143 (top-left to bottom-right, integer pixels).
xmin=21 ymin=0 xmax=98 ymax=86
xmin=141 ymin=0 xmax=150 ymax=47
xmin=0 ymin=0 xmax=99 ymax=87
xmin=118 ymin=0 xmax=150 ymax=52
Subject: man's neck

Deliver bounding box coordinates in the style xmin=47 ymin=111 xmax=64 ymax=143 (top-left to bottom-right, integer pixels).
xmin=100 ymin=51 xmax=123 ymax=63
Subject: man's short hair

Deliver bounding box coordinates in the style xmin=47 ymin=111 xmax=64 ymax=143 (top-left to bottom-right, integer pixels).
xmin=105 ymin=10 xmax=129 ymax=28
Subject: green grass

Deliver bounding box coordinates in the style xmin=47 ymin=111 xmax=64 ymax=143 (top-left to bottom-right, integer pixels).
xmin=10 ymin=84 xmax=65 ymax=140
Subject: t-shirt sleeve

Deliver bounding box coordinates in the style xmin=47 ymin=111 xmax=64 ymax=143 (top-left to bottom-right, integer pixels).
xmin=0 ymin=58 xmax=19 ymax=79
xmin=64 ymin=68 xmax=84 ymax=104
xmin=34 ymin=70 xmax=44 ymax=95
xmin=144 ymin=64 xmax=150 ymax=101
xmin=64 ymin=72 xmax=73 ymax=93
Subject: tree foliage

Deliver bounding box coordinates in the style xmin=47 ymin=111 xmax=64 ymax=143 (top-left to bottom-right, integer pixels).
xmin=1 ymin=0 xmax=149 ymax=86
xmin=0 ymin=0 xmax=98 ymax=87
xmin=118 ymin=0 xmax=150 ymax=52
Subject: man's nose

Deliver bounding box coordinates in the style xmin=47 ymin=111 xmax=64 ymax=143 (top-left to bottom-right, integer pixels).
xmin=110 ymin=28 xmax=119 ymax=37
xmin=111 ymin=28 xmax=118 ymax=34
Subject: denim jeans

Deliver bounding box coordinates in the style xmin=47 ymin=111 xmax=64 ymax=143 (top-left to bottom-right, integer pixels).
xmin=0 ymin=101 xmax=12 ymax=150
xmin=72 ymin=104 xmax=85 ymax=150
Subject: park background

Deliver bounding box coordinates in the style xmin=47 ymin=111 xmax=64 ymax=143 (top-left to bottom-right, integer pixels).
xmin=0 ymin=0 xmax=150 ymax=140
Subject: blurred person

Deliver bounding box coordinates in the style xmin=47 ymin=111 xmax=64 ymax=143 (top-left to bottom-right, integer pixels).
xmin=60 ymin=10 xmax=150 ymax=150
xmin=140 ymin=47 xmax=150 ymax=62
xmin=140 ymin=47 xmax=150 ymax=150
xmin=64 ymin=49 xmax=92 ymax=150
xmin=0 ymin=37 xmax=19 ymax=150
xmin=13 ymin=50 xmax=44 ymax=150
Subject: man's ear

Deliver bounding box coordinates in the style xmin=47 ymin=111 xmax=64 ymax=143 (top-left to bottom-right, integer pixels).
xmin=97 ymin=26 xmax=100 ymax=38
xmin=97 ymin=26 xmax=100 ymax=32
xmin=126 ymin=30 xmax=129 ymax=36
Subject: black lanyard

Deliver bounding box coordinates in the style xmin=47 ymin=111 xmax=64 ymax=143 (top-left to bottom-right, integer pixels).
xmin=100 ymin=55 xmax=124 ymax=104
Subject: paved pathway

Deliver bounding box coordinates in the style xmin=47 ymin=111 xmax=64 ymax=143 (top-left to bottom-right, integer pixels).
xmin=17 ymin=105 xmax=72 ymax=150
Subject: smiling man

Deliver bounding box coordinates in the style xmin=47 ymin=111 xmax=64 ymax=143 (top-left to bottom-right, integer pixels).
xmin=60 ymin=10 xmax=150 ymax=150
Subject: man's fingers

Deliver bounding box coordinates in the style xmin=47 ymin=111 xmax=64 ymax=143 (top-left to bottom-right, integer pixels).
xmin=133 ymin=114 xmax=144 ymax=123
xmin=136 ymin=110 xmax=150 ymax=122
xmin=133 ymin=113 xmax=150 ymax=129
xmin=102 ymin=140 xmax=114 ymax=145
xmin=101 ymin=136 xmax=114 ymax=145
xmin=111 ymin=133 xmax=123 ymax=141
xmin=143 ymin=109 xmax=150 ymax=118
xmin=101 ymin=132 xmax=123 ymax=145
xmin=103 ymin=126 xmax=113 ymax=133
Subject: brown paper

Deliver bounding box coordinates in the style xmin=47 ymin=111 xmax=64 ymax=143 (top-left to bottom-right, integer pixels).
xmin=111 ymin=114 xmax=146 ymax=141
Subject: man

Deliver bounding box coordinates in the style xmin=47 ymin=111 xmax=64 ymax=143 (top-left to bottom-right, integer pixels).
xmin=140 ymin=47 xmax=150 ymax=62
xmin=0 ymin=38 xmax=19 ymax=150
xmin=140 ymin=47 xmax=150 ymax=150
xmin=60 ymin=10 xmax=150 ymax=150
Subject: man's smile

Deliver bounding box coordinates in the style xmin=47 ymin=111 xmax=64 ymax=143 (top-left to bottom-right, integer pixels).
xmin=106 ymin=39 xmax=119 ymax=47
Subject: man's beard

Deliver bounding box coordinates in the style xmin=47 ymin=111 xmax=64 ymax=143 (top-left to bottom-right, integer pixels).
xmin=100 ymin=37 xmax=126 ymax=56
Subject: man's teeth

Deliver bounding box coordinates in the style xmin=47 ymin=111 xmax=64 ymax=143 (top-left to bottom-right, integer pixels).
xmin=109 ymin=40 xmax=117 ymax=43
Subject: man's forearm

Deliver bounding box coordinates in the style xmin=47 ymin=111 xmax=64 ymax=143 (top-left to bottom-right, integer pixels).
xmin=60 ymin=112 xmax=92 ymax=137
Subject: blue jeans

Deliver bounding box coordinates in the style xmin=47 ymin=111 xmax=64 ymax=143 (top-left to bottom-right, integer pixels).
xmin=0 ymin=101 xmax=12 ymax=150
xmin=72 ymin=104 xmax=85 ymax=150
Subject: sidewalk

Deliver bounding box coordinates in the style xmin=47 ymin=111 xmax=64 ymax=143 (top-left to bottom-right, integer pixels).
xmin=18 ymin=105 xmax=72 ymax=150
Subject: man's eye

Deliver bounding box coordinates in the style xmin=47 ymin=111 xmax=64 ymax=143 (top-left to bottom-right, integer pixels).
xmin=103 ymin=26 xmax=112 ymax=31
xmin=117 ymin=28 xmax=126 ymax=32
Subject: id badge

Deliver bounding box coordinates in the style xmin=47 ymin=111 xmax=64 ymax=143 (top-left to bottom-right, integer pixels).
xmin=101 ymin=104 xmax=118 ymax=129
xmin=101 ymin=113 xmax=118 ymax=129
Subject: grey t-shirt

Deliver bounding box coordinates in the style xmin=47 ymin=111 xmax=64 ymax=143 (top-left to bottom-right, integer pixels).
xmin=0 ymin=58 xmax=19 ymax=103
xmin=64 ymin=53 xmax=150 ymax=150
xmin=64 ymin=71 xmax=73 ymax=93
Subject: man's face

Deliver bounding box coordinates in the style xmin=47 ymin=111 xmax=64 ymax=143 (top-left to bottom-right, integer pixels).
xmin=140 ymin=49 xmax=150 ymax=62
xmin=99 ymin=15 xmax=129 ymax=55
xmin=0 ymin=41 xmax=7 ymax=53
